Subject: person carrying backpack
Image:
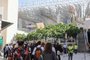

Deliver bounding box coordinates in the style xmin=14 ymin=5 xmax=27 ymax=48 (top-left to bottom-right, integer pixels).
xmin=35 ymin=47 xmax=42 ymax=60
xmin=14 ymin=41 xmax=24 ymax=60
xmin=24 ymin=44 xmax=30 ymax=60
xmin=14 ymin=46 xmax=24 ymax=60
xmin=32 ymin=41 xmax=43 ymax=60
xmin=7 ymin=44 xmax=13 ymax=60
xmin=30 ymin=43 xmax=36 ymax=60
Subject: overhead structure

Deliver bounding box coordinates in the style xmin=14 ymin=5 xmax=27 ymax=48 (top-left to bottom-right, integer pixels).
xmin=1 ymin=21 xmax=13 ymax=31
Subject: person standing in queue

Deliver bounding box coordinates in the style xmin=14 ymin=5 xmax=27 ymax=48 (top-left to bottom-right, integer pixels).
xmin=67 ymin=44 xmax=74 ymax=60
xmin=63 ymin=43 xmax=67 ymax=54
xmin=42 ymin=43 xmax=58 ymax=60
xmin=56 ymin=43 xmax=63 ymax=60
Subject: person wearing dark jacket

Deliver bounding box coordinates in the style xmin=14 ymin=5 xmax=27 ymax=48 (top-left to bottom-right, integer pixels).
xmin=3 ymin=44 xmax=8 ymax=58
xmin=56 ymin=43 xmax=63 ymax=60
xmin=42 ymin=43 xmax=58 ymax=60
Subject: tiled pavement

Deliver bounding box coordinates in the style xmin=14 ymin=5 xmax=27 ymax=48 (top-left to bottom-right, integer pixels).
xmin=0 ymin=53 xmax=90 ymax=60
xmin=61 ymin=53 xmax=90 ymax=60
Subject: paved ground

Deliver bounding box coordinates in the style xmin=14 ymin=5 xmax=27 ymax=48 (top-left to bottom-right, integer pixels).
xmin=61 ymin=53 xmax=90 ymax=60
xmin=0 ymin=53 xmax=90 ymax=60
xmin=0 ymin=56 xmax=6 ymax=60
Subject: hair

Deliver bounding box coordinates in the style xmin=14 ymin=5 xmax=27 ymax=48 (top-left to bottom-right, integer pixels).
xmin=17 ymin=41 xmax=24 ymax=46
xmin=44 ymin=43 xmax=52 ymax=53
xmin=36 ymin=41 xmax=41 ymax=46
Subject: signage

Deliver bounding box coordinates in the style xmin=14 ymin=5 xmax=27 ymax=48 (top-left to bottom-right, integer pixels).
xmin=36 ymin=22 xmax=44 ymax=29
xmin=0 ymin=36 xmax=3 ymax=45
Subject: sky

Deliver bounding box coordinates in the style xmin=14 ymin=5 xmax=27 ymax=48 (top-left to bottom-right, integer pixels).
xmin=19 ymin=0 xmax=88 ymax=8
xmin=19 ymin=0 xmax=56 ymax=7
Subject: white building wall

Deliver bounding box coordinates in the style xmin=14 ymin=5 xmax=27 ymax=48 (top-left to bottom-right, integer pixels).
xmin=2 ymin=0 xmax=8 ymax=20
xmin=6 ymin=0 xmax=18 ymax=44
xmin=0 ymin=0 xmax=8 ymax=45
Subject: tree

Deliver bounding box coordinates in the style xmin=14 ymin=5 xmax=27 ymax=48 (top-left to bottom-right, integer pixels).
xmin=15 ymin=34 xmax=26 ymax=41
xmin=26 ymin=23 xmax=80 ymax=41
xmin=66 ymin=24 xmax=80 ymax=39
xmin=27 ymin=32 xmax=38 ymax=40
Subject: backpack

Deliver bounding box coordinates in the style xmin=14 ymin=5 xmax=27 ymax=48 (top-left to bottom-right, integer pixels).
xmin=35 ymin=47 xmax=42 ymax=59
xmin=14 ymin=47 xmax=24 ymax=60
xmin=25 ymin=47 xmax=29 ymax=55
xmin=8 ymin=46 xmax=13 ymax=57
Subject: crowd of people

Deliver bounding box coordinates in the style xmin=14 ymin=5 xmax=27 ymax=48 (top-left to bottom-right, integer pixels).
xmin=3 ymin=41 xmax=78 ymax=60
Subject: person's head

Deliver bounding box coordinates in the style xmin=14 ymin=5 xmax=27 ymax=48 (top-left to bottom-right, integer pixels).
xmin=17 ymin=41 xmax=24 ymax=46
xmin=36 ymin=41 xmax=41 ymax=46
xmin=44 ymin=43 xmax=52 ymax=53
xmin=6 ymin=44 xmax=8 ymax=46
xmin=57 ymin=43 xmax=59 ymax=45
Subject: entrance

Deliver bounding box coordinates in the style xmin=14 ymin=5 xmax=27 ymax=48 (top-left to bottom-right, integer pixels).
xmin=87 ymin=29 xmax=90 ymax=50
xmin=87 ymin=29 xmax=90 ymax=44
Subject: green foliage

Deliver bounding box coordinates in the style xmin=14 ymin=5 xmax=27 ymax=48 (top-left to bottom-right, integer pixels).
xmin=15 ymin=34 xmax=26 ymax=41
xmin=26 ymin=23 xmax=80 ymax=41
xmin=66 ymin=24 xmax=80 ymax=38
xmin=27 ymin=32 xmax=38 ymax=40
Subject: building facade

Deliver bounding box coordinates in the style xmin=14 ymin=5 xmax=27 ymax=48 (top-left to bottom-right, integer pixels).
xmin=0 ymin=0 xmax=18 ymax=45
